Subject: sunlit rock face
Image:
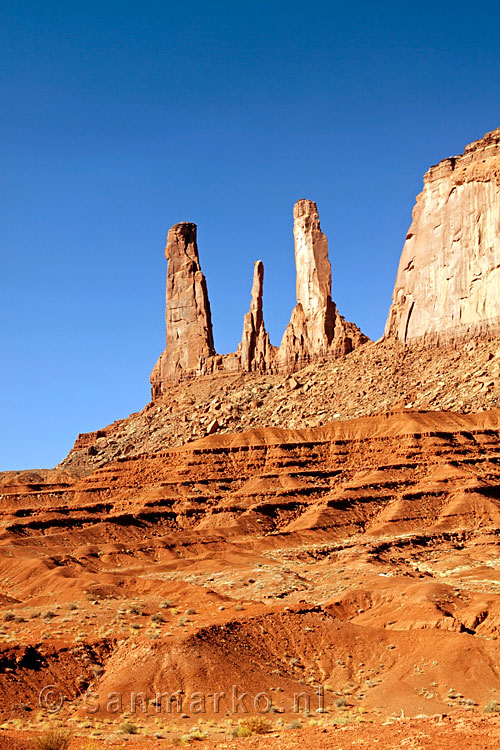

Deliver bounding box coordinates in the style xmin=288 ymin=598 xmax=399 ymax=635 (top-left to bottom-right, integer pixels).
xmin=385 ymin=128 xmax=500 ymax=344
xmin=278 ymin=199 xmax=367 ymax=370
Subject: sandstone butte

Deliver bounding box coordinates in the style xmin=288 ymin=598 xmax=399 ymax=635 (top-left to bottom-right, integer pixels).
xmin=385 ymin=126 xmax=500 ymax=343
xmin=2 ymin=128 xmax=500 ymax=749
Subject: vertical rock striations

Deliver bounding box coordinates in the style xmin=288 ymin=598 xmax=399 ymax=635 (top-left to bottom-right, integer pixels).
xmin=150 ymin=222 xmax=215 ymax=397
xmin=385 ymin=127 xmax=500 ymax=344
xmin=278 ymin=200 xmax=367 ymax=370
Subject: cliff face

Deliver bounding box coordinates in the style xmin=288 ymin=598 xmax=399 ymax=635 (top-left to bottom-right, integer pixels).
xmin=150 ymin=199 xmax=368 ymax=397
xmin=385 ymin=127 xmax=500 ymax=343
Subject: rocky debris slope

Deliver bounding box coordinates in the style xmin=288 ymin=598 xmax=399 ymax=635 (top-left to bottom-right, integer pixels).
xmin=150 ymin=199 xmax=368 ymax=396
xmin=61 ymin=334 xmax=500 ymax=476
xmin=385 ymin=127 xmax=500 ymax=343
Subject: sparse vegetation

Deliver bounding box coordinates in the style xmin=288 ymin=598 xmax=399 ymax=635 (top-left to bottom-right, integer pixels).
xmin=483 ymin=700 xmax=500 ymax=713
xmin=236 ymin=716 xmax=272 ymax=736
xmin=120 ymin=721 xmax=138 ymax=734
xmin=33 ymin=729 xmax=70 ymax=750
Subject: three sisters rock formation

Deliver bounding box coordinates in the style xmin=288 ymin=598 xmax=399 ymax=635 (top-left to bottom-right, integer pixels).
xmin=150 ymin=199 xmax=367 ymax=397
xmin=151 ymin=128 xmax=500 ymax=399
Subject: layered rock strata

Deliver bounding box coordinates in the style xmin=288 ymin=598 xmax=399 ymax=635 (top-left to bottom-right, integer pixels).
xmin=385 ymin=127 xmax=500 ymax=343
xmin=150 ymin=200 xmax=367 ymax=396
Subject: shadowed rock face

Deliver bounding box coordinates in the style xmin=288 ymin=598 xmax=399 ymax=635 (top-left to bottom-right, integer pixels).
xmin=150 ymin=199 xmax=368 ymax=396
xmin=385 ymin=127 xmax=500 ymax=344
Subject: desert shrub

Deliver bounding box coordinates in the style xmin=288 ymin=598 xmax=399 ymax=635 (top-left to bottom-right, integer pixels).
xmin=120 ymin=721 xmax=138 ymax=734
xmin=185 ymin=608 xmax=196 ymax=615
xmin=67 ymin=602 xmax=78 ymax=611
xmin=43 ymin=611 xmax=57 ymax=620
xmin=151 ymin=613 xmax=165 ymax=623
xmin=183 ymin=727 xmax=207 ymax=742
xmin=33 ymin=729 xmax=70 ymax=750
xmin=286 ymin=719 xmax=302 ymax=729
xmin=234 ymin=604 xmax=244 ymax=612
xmin=335 ymin=697 xmax=347 ymax=708
xmin=483 ymin=700 xmax=500 ymax=713
xmin=160 ymin=599 xmax=175 ymax=608
xmin=129 ymin=605 xmax=142 ymax=616
xmin=3 ymin=612 xmax=15 ymax=622
xmin=237 ymin=716 xmax=271 ymax=735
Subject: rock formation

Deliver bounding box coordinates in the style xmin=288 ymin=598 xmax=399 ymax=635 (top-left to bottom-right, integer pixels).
xmin=151 ymin=200 xmax=368 ymax=397
xmin=385 ymin=127 xmax=500 ymax=343
xmin=150 ymin=222 xmax=216 ymax=397
xmin=278 ymin=199 xmax=366 ymax=368
xmin=237 ymin=260 xmax=274 ymax=372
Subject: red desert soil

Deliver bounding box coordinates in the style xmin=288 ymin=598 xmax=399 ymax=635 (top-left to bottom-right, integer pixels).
xmin=1 ymin=408 xmax=500 ymax=746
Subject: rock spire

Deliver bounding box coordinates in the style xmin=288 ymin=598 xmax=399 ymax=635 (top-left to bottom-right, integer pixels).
xmin=237 ymin=260 xmax=274 ymax=372
xmin=150 ymin=200 xmax=368 ymax=397
xmin=150 ymin=222 xmax=215 ymax=396
xmin=278 ymin=199 xmax=366 ymax=369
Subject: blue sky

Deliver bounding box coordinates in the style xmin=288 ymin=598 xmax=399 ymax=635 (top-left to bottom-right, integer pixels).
xmin=2 ymin=0 xmax=500 ymax=470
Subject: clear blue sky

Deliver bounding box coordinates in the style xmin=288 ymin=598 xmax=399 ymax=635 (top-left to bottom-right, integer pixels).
xmin=1 ymin=0 xmax=500 ymax=470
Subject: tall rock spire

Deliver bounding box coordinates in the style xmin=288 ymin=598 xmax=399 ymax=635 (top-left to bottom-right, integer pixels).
xmin=150 ymin=222 xmax=215 ymax=396
xmin=278 ymin=199 xmax=363 ymax=369
xmin=238 ymin=260 xmax=274 ymax=371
